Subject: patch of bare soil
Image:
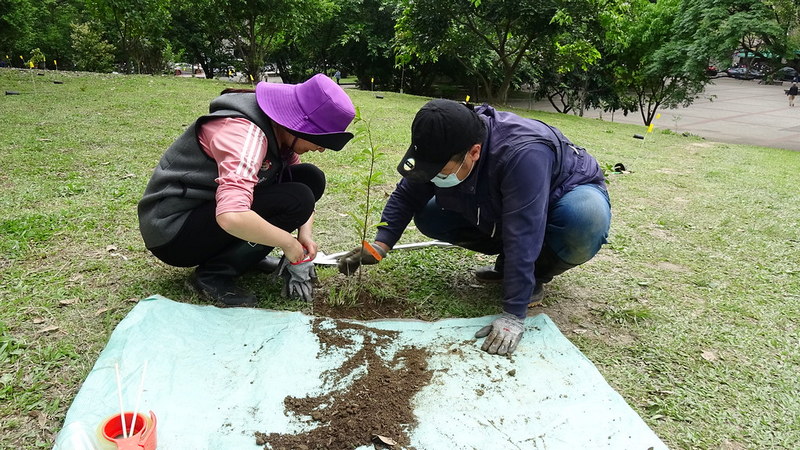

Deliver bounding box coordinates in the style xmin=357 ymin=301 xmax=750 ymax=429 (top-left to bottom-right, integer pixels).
xmin=255 ymin=317 xmax=432 ymax=450
xmin=537 ymin=285 xmax=636 ymax=347
xmin=313 ymin=290 xmax=407 ymax=321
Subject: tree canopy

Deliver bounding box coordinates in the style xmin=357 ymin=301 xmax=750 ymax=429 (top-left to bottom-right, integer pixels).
xmin=2 ymin=0 xmax=799 ymax=123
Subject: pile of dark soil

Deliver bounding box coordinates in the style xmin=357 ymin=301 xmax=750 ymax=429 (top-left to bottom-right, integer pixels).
xmin=255 ymin=317 xmax=433 ymax=449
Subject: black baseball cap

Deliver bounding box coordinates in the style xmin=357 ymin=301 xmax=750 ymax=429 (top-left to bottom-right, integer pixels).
xmin=397 ymin=99 xmax=486 ymax=183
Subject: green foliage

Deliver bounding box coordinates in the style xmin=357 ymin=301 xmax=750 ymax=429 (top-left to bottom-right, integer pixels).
xmin=217 ymin=0 xmax=338 ymax=82
xmin=167 ymin=0 xmax=228 ymax=78
xmin=2 ymin=46 xmax=800 ymax=450
xmin=675 ymin=0 xmax=789 ymax=73
xmin=0 ymin=322 xmax=26 ymax=366
xmin=309 ymin=0 xmax=399 ymax=89
xmin=334 ymin=107 xmax=388 ymax=301
xmin=599 ymin=0 xmax=708 ymax=125
xmin=0 ymin=0 xmax=36 ymax=58
xmin=85 ymin=0 xmax=172 ymax=73
xmin=28 ymin=48 xmax=45 ymax=67
xmin=70 ymin=22 xmax=116 ymax=73
xmin=0 ymin=214 xmax=63 ymax=260
xmin=396 ymin=0 xmax=569 ymax=103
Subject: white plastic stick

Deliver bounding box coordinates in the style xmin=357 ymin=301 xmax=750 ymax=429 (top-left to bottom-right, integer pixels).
xmin=114 ymin=363 xmax=128 ymax=438
xmin=128 ymin=360 xmax=148 ymax=438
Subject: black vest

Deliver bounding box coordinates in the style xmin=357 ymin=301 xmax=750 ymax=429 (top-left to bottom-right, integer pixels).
xmin=138 ymin=93 xmax=282 ymax=248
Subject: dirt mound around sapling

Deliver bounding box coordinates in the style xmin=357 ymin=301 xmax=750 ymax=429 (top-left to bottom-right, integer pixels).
xmin=256 ymin=317 xmax=433 ymax=449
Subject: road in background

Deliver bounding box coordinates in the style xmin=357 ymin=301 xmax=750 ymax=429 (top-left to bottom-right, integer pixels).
xmin=510 ymin=76 xmax=800 ymax=152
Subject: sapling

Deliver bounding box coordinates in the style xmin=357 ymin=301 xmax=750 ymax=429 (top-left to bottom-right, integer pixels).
xmin=28 ymin=48 xmax=46 ymax=70
xmin=672 ymin=114 xmax=682 ymax=133
xmin=333 ymin=107 xmax=387 ymax=305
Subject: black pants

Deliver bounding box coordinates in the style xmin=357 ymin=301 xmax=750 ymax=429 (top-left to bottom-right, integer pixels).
xmin=150 ymin=164 xmax=325 ymax=267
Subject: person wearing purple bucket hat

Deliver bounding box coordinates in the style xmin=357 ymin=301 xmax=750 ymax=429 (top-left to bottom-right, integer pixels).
xmin=138 ymin=74 xmax=355 ymax=306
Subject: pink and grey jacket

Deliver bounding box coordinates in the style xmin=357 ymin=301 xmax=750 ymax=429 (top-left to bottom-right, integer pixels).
xmin=138 ymin=93 xmax=286 ymax=249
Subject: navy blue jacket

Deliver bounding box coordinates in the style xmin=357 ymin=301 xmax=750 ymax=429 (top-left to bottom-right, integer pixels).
xmin=375 ymin=104 xmax=606 ymax=318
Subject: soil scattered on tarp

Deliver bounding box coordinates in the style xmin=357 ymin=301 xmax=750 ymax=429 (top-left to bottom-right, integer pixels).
xmin=255 ymin=317 xmax=433 ymax=449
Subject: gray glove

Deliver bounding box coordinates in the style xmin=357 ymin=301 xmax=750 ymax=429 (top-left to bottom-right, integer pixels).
xmin=337 ymin=242 xmax=387 ymax=275
xmin=277 ymin=256 xmax=317 ymax=302
xmin=474 ymin=313 xmax=525 ymax=356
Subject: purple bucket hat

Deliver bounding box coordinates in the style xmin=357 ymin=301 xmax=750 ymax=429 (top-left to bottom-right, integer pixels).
xmin=256 ymin=73 xmax=356 ymax=151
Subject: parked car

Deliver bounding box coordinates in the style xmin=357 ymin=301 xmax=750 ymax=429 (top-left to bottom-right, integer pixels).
xmin=725 ymin=67 xmax=763 ymax=80
xmin=172 ymin=62 xmax=204 ymax=76
xmin=706 ymin=65 xmax=718 ymax=77
xmin=772 ymin=66 xmax=798 ymax=81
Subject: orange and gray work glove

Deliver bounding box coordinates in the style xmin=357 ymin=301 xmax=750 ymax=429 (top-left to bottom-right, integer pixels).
xmin=474 ymin=313 xmax=525 ymax=356
xmin=336 ymin=242 xmax=387 ymax=275
xmin=277 ymin=256 xmax=317 ymax=302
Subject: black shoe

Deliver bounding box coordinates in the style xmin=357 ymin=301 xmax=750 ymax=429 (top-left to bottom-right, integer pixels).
xmin=475 ymin=266 xmax=504 ymax=283
xmin=255 ymin=255 xmax=282 ymax=274
xmin=475 ymin=254 xmax=504 ymax=283
xmin=529 ymin=284 xmax=545 ymax=307
xmin=188 ymin=272 xmax=257 ymax=306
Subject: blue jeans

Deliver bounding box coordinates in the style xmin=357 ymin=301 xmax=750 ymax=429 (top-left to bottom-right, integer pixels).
xmin=414 ymin=184 xmax=611 ymax=275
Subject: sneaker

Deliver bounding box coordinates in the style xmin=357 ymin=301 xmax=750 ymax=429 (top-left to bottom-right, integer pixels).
xmin=188 ymin=273 xmax=257 ymax=307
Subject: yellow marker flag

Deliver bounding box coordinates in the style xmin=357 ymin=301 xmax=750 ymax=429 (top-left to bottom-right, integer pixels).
xmin=466 ymin=95 xmax=470 ymax=102
xmin=371 ymin=77 xmax=374 ymax=83
xmin=20 ymin=55 xmax=24 ymax=61
xmin=249 ymin=74 xmax=254 ymax=81
xmin=54 ymin=60 xmax=57 ymax=66
xmin=647 ymin=123 xmax=654 ymax=133
xmin=29 ymin=61 xmax=34 ymax=68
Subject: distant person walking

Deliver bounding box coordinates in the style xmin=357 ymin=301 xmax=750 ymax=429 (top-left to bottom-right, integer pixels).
xmin=334 ymin=70 xmax=341 ymax=85
xmin=787 ymin=83 xmax=798 ymax=107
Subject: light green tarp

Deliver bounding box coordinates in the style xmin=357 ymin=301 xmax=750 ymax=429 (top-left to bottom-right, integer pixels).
xmin=56 ymin=295 xmax=667 ymax=449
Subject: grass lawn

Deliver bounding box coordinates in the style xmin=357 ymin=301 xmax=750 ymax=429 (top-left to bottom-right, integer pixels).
xmin=1 ymin=68 xmax=799 ymax=449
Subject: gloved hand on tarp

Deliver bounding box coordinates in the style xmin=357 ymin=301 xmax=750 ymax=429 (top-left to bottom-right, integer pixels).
xmin=474 ymin=313 xmax=525 ymax=356
xmin=337 ymin=241 xmax=387 ymax=275
xmin=277 ymin=254 xmax=317 ymax=302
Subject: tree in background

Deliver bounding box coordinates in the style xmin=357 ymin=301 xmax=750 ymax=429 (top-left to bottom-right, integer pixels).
xmin=321 ymin=0 xmax=399 ymax=89
xmin=269 ymin=0 xmax=351 ymax=84
xmin=1 ymin=0 xmax=37 ymax=63
xmin=30 ymin=0 xmax=84 ymax=70
xmin=70 ymin=22 xmax=116 ymax=72
xmin=84 ymin=0 xmax=171 ymax=73
xmin=527 ymin=3 xmax=612 ymax=115
xmin=396 ymin=0 xmax=567 ymax=104
xmin=217 ymin=0 xmax=337 ymax=82
xmin=2 ymin=0 xmax=797 ymax=120
xmin=168 ymin=0 xmax=232 ymax=78
xmin=602 ymin=0 xmax=707 ymax=125
xmin=674 ymin=0 xmax=796 ymax=77
xmin=768 ymin=0 xmax=800 ymax=66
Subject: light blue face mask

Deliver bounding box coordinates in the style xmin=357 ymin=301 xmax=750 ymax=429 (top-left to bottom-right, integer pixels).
xmin=431 ymin=158 xmax=470 ymax=188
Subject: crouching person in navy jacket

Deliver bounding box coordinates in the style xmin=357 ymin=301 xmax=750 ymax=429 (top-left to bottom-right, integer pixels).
xmin=337 ymin=99 xmax=611 ymax=356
